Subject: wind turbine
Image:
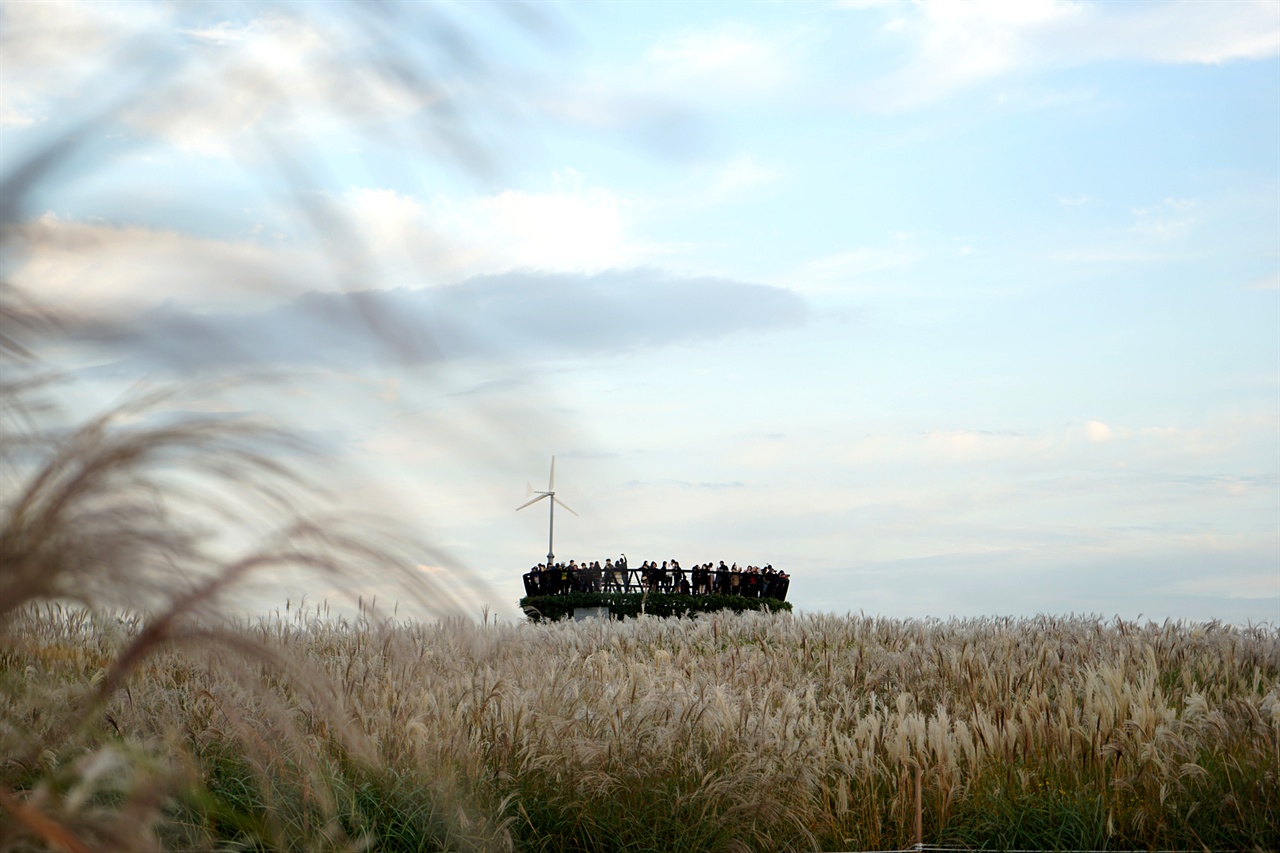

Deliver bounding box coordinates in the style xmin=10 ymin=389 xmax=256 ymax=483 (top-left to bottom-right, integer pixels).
xmin=516 ymin=456 xmax=578 ymax=564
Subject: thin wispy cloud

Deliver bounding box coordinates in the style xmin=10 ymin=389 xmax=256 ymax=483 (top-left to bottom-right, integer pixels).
xmin=642 ymin=22 xmax=799 ymax=97
xmin=845 ymin=0 xmax=1280 ymax=109
xmin=712 ymin=153 xmax=781 ymax=197
xmin=790 ymin=236 xmax=921 ymax=294
xmin=1245 ymin=272 xmax=1280 ymax=291
xmin=1131 ymin=198 xmax=1198 ymax=242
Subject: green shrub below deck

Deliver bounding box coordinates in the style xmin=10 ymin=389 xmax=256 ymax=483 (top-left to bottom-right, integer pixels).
xmin=518 ymin=591 xmax=791 ymax=622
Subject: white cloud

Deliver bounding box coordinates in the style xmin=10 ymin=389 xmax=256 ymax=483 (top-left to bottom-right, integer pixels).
xmin=0 ymin=0 xmax=171 ymax=127
xmin=850 ymin=0 xmax=1280 ymax=109
xmin=854 ymin=1 xmax=1086 ymax=108
xmin=6 ymin=213 xmax=328 ymax=314
xmin=132 ymin=13 xmax=439 ymax=156
xmin=338 ymin=170 xmax=638 ymax=281
xmin=1085 ymin=420 xmax=1114 ymax=443
xmin=2 ymin=5 xmax=460 ymax=155
xmin=1118 ymin=1 xmax=1280 ymax=64
xmin=10 ymin=170 xmax=651 ymax=322
xmin=343 ymin=188 xmax=430 ymax=256
xmin=470 ymin=174 xmax=629 ymax=271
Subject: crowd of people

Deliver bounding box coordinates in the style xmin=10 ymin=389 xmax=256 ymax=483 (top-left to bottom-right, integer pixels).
xmin=522 ymin=555 xmax=790 ymax=601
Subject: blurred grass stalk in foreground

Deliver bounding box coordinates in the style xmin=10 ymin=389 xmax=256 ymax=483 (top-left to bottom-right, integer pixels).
xmin=0 ymin=0 xmax=558 ymax=614
xmin=1 ymin=2 xmax=552 ymax=848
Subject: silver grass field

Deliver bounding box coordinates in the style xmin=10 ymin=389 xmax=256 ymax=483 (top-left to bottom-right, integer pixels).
xmin=3 ymin=597 xmax=1277 ymax=850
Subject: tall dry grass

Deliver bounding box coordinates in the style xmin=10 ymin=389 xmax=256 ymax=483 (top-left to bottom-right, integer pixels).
xmin=6 ymin=602 xmax=1277 ymax=851
xmin=364 ymin=611 xmax=1278 ymax=851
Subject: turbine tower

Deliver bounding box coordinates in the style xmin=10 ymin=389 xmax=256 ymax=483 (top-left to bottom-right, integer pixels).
xmin=516 ymin=456 xmax=578 ymax=564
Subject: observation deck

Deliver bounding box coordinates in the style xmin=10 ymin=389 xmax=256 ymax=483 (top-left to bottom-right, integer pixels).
xmin=519 ymin=562 xmax=790 ymax=621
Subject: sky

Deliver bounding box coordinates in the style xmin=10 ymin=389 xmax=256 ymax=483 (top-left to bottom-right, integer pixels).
xmin=2 ymin=0 xmax=1278 ymax=623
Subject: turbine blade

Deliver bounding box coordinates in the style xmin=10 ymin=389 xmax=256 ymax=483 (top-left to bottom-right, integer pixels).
xmin=552 ymin=495 xmax=578 ymax=517
xmin=548 ymin=455 xmax=556 ymax=491
xmin=525 ymin=481 xmax=535 ymax=497
xmin=516 ymin=493 xmax=549 ymax=512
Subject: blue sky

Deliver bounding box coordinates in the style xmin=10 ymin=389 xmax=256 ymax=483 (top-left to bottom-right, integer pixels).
xmin=3 ymin=0 xmax=1277 ymax=622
